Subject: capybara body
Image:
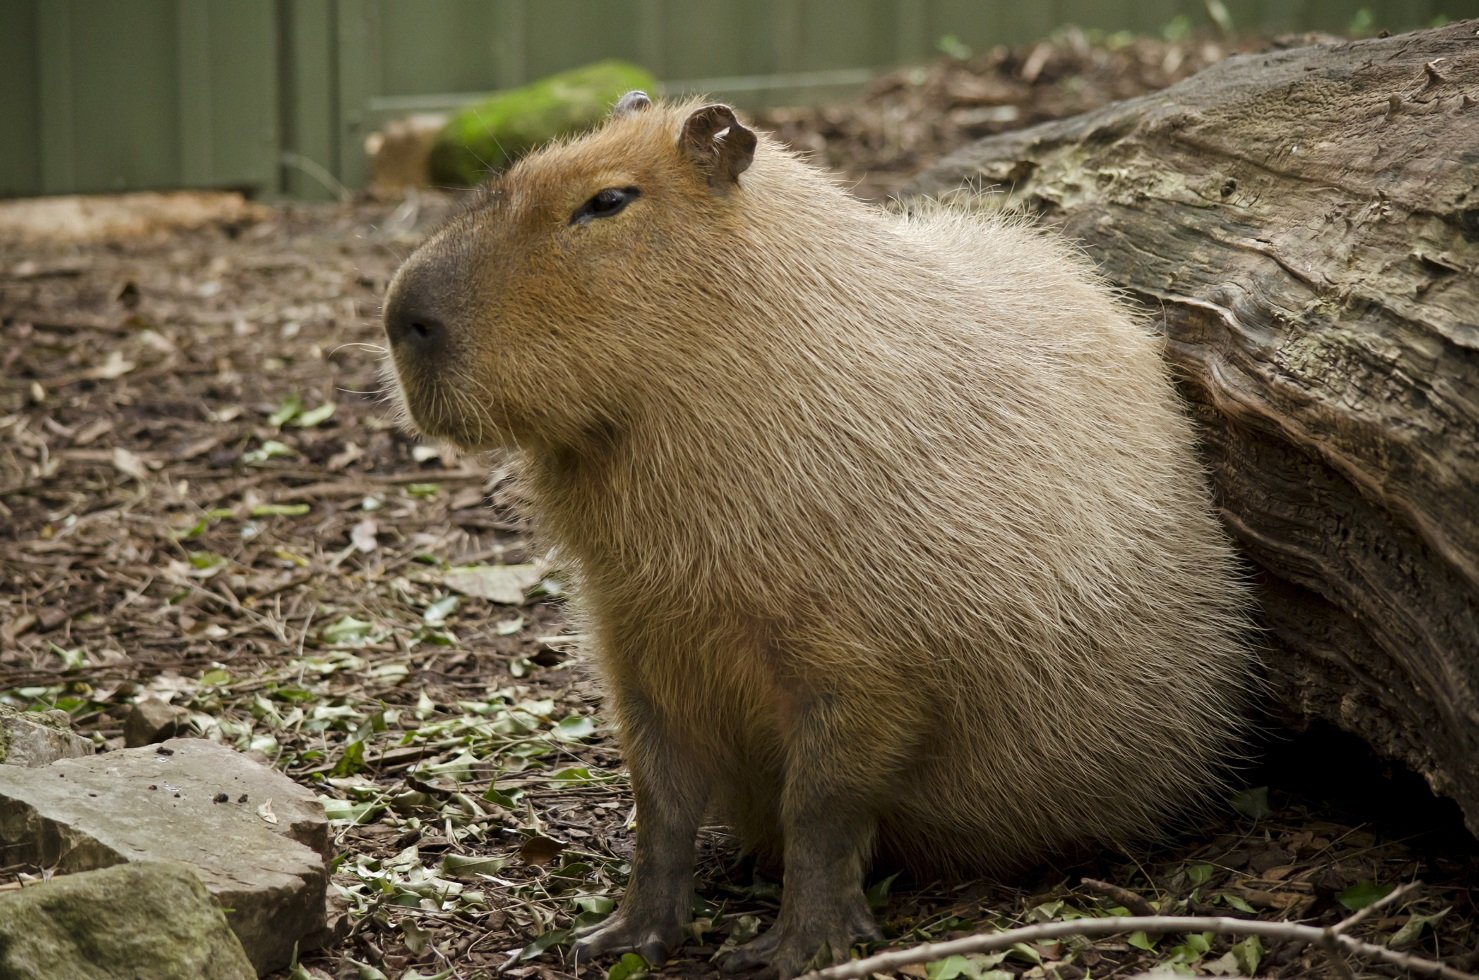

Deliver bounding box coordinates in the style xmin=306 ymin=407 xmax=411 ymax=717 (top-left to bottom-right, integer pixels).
xmin=383 ymin=93 xmax=1252 ymax=976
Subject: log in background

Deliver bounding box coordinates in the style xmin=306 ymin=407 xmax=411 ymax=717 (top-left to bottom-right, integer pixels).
xmin=908 ymin=22 xmax=1479 ymax=833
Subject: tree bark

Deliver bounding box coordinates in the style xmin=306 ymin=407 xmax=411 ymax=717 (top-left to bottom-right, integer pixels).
xmin=907 ymin=22 xmax=1479 ymax=834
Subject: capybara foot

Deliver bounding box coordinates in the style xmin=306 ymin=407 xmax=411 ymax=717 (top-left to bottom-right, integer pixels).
xmin=722 ymin=909 xmax=881 ymax=978
xmin=573 ymin=912 xmax=684 ymax=969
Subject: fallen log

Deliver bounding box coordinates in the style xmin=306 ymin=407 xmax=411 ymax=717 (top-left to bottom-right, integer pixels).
xmin=907 ymin=21 xmax=1479 ymax=834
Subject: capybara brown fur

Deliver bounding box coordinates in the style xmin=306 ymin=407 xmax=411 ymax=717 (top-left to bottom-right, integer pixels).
xmin=382 ymin=91 xmax=1252 ymax=977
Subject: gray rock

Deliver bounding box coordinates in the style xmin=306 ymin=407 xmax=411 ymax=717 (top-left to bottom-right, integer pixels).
xmin=0 ymin=737 xmax=329 ymax=974
xmin=0 ymin=704 xmax=94 ymax=767
xmin=124 ymin=695 xmax=190 ymax=747
xmin=0 ymin=860 xmax=255 ymax=980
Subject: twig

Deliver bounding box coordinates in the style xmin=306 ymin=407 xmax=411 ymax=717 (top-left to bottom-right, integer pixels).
xmin=1316 ymin=879 xmax=1422 ymax=980
xmin=1331 ymin=879 xmax=1419 ymax=934
xmin=802 ymin=912 xmax=1477 ymax=980
xmin=1080 ymin=877 xmax=1156 ymax=917
xmin=279 ymin=150 xmax=354 ymax=202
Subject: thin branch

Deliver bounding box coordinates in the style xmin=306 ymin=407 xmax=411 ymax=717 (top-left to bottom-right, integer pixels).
xmin=803 ymin=913 xmax=1477 ymax=980
xmin=1331 ymin=880 xmax=1420 ymax=935
xmin=1316 ymin=879 xmax=1423 ymax=980
xmin=1080 ymin=876 xmax=1156 ymax=917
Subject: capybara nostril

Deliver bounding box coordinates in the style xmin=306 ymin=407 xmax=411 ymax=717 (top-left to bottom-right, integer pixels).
xmin=384 ymin=299 xmax=447 ymax=359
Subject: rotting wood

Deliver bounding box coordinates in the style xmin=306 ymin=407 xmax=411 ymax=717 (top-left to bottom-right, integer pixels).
xmin=908 ymin=21 xmax=1479 ymax=834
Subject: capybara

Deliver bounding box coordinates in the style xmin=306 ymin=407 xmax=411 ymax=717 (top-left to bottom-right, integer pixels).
xmin=382 ymin=90 xmax=1252 ymax=977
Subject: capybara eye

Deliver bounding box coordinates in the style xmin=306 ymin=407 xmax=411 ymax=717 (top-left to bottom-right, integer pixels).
xmin=570 ymin=187 xmax=640 ymax=225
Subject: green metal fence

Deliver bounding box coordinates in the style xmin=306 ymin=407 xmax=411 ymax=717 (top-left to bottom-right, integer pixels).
xmin=0 ymin=0 xmax=1466 ymax=199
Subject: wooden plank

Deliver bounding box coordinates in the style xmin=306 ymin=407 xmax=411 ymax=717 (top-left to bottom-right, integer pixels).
xmin=335 ymin=0 xmax=380 ymax=190
xmin=1302 ymin=0 xmax=1369 ymax=33
xmin=0 ymin=1 xmax=42 ymax=196
xmin=1009 ymin=0 xmax=1064 ymax=45
xmin=376 ymin=0 xmax=500 ymax=97
xmin=278 ymin=0 xmax=339 ymax=199
xmin=521 ymin=0 xmax=649 ymax=79
xmin=1058 ymin=0 xmax=1136 ymax=33
xmin=70 ymin=1 xmax=178 ymax=192
xmin=795 ymin=0 xmax=897 ymax=71
xmin=490 ymin=0 xmax=528 ymax=89
xmin=926 ymin=0 xmax=1007 ymax=55
xmin=39 ymin=0 xmax=275 ymax=195
xmin=1379 ymin=0 xmax=1438 ymax=31
xmin=36 ymin=0 xmax=77 ymax=193
xmin=663 ymin=68 xmax=879 ymax=109
xmin=177 ymin=0 xmax=214 ymax=185
xmin=206 ymin=0 xmax=278 ymax=191
xmin=1254 ymin=0 xmax=1307 ymax=33
xmin=649 ymin=0 xmax=761 ymax=80
xmin=1129 ymin=0 xmax=1185 ymax=35
xmin=892 ymin=0 xmax=930 ymax=65
xmin=635 ymin=0 xmax=663 ymax=74
xmin=771 ymin=0 xmax=804 ymax=75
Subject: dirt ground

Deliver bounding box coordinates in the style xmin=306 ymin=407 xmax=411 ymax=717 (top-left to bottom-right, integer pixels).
xmin=3 ymin=29 xmax=1476 ymax=980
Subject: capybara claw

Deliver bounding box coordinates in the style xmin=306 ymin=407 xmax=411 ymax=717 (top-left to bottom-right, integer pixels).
xmin=723 ymin=916 xmax=880 ymax=979
xmin=572 ymin=914 xmax=680 ymax=968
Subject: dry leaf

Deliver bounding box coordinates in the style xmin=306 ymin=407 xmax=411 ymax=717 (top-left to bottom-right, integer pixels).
xmin=73 ymin=417 xmax=115 ymax=446
xmin=443 ymin=563 xmax=542 ymax=604
xmin=517 ymin=834 xmax=566 ymax=867
xmin=86 ymin=349 xmax=137 ymax=380
xmin=351 ymin=518 xmax=379 ymax=553
xmin=111 ymin=446 xmax=150 ymax=481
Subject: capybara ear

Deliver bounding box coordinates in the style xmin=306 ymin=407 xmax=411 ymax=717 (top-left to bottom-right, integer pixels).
xmin=612 ymin=90 xmax=653 ymax=117
xmin=678 ymin=103 xmax=756 ymax=192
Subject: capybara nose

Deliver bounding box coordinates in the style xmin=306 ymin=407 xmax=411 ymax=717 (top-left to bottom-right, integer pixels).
xmin=384 ymin=290 xmax=447 ymax=360
xmin=385 ymin=306 xmax=447 ymax=358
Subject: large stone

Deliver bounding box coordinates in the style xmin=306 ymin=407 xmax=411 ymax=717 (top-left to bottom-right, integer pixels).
xmin=123 ymin=696 xmax=190 ymax=747
xmin=366 ymin=112 xmax=448 ymax=196
xmin=0 ymin=704 xmax=93 ymax=767
xmin=0 ymin=737 xmax=328 ymax=974
xmin=0 ymin=861 xmax=255 ymax=980
xmin=428 ymin=59 xmax=658 ymax=186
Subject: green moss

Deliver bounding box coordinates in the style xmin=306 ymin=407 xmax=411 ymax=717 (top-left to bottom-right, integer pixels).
xmin=0 ymin=862 xmax=255 ymax=979
xmin=429 ymin=60 xmax=658 ymax=187
xmin=0 ymin=705 xmax=78 ymax=764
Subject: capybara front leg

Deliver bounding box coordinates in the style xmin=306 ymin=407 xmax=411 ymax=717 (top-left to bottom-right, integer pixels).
xmin=574 ymin=690 xmax=708 ymax=968
xmin=725 ymin=693 xmax=895 ymax=978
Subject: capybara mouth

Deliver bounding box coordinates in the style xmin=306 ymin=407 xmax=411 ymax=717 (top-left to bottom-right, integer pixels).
xmin=381 ymin=355 xmax=502 ymax=452
xmin=381 ymin=237 xmax=515 ymax=451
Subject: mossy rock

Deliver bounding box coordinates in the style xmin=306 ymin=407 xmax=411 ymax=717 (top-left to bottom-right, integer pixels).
xmin=0 ymin=862 xmax=255 ymax=980
xmin=0 ymin=703 xmax=91 ymax=766
xmin=429 ymin=60 xmax=658 ymax=187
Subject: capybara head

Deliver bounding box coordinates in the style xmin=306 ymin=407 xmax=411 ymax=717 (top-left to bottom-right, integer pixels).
xmin=383 ymin=92 xmax=765 ymax=452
